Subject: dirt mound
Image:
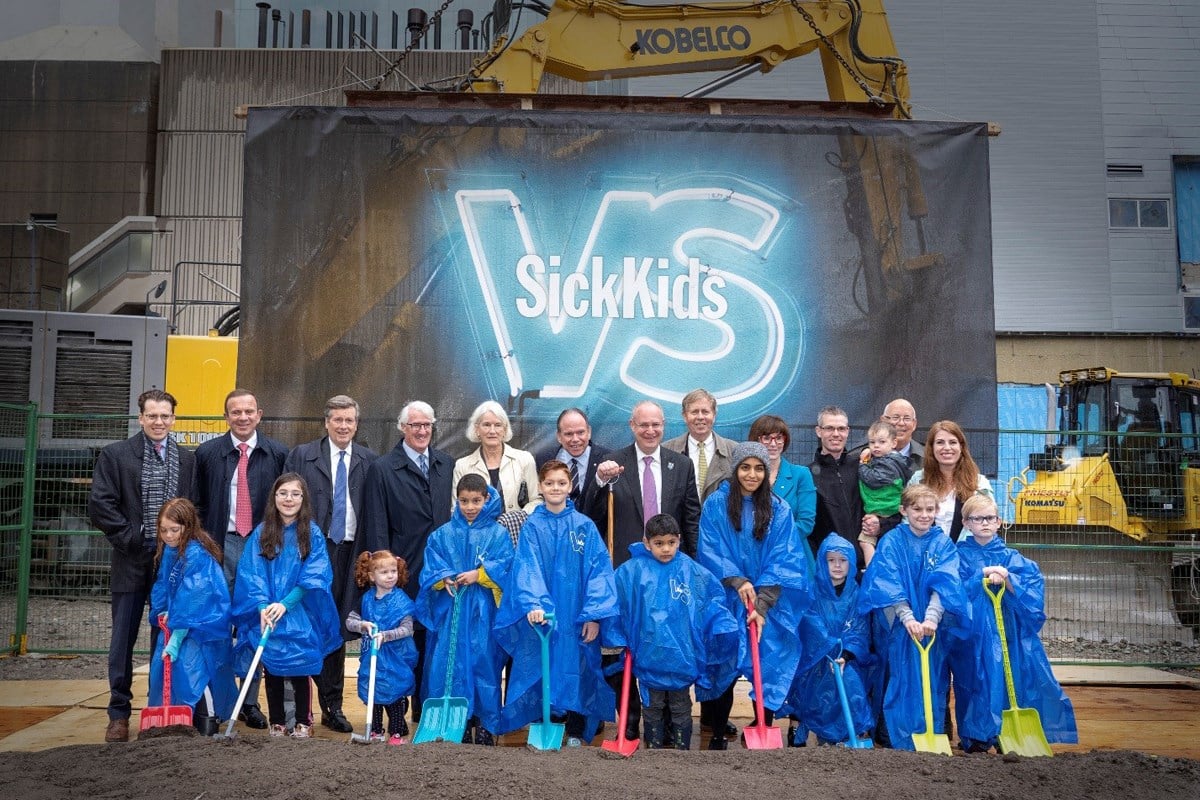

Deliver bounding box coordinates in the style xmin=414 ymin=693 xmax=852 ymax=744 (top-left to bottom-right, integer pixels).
xmin=1 ymin=738 xmax=1197 ymax=800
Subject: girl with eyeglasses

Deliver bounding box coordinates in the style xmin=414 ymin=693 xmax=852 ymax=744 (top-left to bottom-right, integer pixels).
xmin=231 ymin=472 xmax=341 ymax=738
xmin=948 ymin=495 xmax=1077 ymax=753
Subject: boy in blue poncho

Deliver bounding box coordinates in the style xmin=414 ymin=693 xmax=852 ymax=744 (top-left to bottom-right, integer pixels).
xmin=346 ymin=549 xmax=419 ymax=744
xmin=494 ymin=460 xmax=619 ymax=746
xmin=786 ymin=532 xmax=874 ymax=745
xmin=231 ymin=473 xmax=342 ymax=738
xmin=697 ymin=441 xmax=812 ymax=750
xmin=857 ymin=483 xmax=969 ymax=751
xmin=148 ymin=498 xmax=238 ymax=736
xmin=416 ymin=475 xmax=514 ymax=745
xmin=951 ymin=495 xmax=1077 ymax=752
xmin=606 ymin=513 xmax=739 ymax=750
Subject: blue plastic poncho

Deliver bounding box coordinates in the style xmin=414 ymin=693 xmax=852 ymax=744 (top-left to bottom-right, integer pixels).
xmin=697 ymin=481 xmax=811 ymax=710
xmin=951 ymin=534 xmax=1078 ymax=747
xmin=415 ymin=486 xmax=513 ymax=733
xmin=857 ymin=521 xmax=969 ymax=750
xmin=231 ymin=521 xmax=342 ymax=677
xmin=493 ymin=501 xmax=618 ymax=741
xmin=357 ymin=587 xmax=419 ymax=706
xmin=784 ymin=533 xmax=874 ymax=742
xmin=605 ymin=543 xmax=739 ymax=703
xmin=148 ymin=539 xmax=238 ymax=718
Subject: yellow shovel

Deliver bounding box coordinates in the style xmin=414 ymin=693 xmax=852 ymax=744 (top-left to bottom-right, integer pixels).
xmin=984 ymin=578 xmax=1053 ymax=757
xmin=911 ymin=634 xmax=952 ymax=755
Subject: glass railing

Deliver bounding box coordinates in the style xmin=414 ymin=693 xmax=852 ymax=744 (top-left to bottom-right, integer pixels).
xmin=66 ymin=230 xmax=154 ymax=311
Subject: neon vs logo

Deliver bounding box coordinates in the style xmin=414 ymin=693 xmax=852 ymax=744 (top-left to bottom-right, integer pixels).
xmin=451 ymin=184 xmax=802 ymax=410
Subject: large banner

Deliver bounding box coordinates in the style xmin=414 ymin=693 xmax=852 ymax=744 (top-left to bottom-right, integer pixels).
xmin=241 ymin=105 xmax=996 ymax=455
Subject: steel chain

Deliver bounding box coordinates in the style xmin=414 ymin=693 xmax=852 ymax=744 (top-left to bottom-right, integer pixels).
xmin=789 ymin=0 xmax=885 ymax=105
xmin=372 ymin=0 xmax=459 ymax=89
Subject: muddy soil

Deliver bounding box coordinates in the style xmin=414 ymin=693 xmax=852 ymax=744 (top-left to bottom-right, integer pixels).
xmin=0 ymin=736 xmax=1196 ymax=800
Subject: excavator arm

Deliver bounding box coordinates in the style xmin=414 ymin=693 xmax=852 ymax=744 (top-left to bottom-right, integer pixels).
xmin=468 ymin=0 xmax=911 ymax=118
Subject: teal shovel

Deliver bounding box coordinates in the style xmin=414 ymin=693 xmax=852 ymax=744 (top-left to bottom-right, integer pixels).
xmin=526 ymin=613 xmax=564 ymax=751
xmin=413 ymin=589 xmax=470 ymax=744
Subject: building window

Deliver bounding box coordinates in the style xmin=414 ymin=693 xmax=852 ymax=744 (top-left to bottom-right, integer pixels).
xmin=1109 ymin=198 xmax=1170 ymax=229
xmin=1186 ymin=297 xmax=1200 ymax=329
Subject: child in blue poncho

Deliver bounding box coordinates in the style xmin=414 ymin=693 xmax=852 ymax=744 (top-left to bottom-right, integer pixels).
xmin=786 ymin=532 xmax=874 ymax=745
xmin=494 ymin=460 xmax=618 ymax=746
xmin=149 ymin=497 xmax=238 ymax=736
xmin=857 ymin=483 xmax=969 ymax=751
xmin=346 ymin=549 xmax=419 ymax=744
xmin=697 ymin=441 xmax=811 ymax=751
xmin=416 ymin=475 xmax=514 ymax=745
xmin=607 ymin=513 xmax=739 ymax=750
xmin=950 ymin=495 xmax=1077 ymax=752
xmin=232 ymin=473 xmax=341 ymax=739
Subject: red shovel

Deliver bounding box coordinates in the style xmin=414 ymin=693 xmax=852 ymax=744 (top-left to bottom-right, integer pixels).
xmin=601 ymin=650 xmax=638 ymax=757
xmin=140 ymin=618 xmax=193 ymax=731
xmin=742 ymin=602 xmax=782 ymax=749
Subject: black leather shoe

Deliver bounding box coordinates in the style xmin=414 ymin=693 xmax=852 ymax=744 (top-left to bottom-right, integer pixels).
xmin=321 ymin=710 xmax=353 ymax=733
xmin=194 ymin=715 xmax=220 ymax=736
xmin=724 ymin=721 xmax=738 ymax=737
xmin=707 ymin=736 xmax=728 ymax=751
xmin=238 ymin=704 xmax=268 ymax=729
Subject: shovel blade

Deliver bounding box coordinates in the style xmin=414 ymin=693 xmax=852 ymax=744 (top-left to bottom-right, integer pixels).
xmin=742 ymin=722 xmax=784 ymax=750
xmin=412 ymin=696 xmax=470 ymax=744
xmin=841 ymin=737 xmax=874 ymax=749
xmin=601 ymin=736 xmax=639 ymax=757
xmin=139 ymin=704 xmax=193 ymax=731
xmin=999 ymin=708 xmax=1053 ymax=757
xmin=912 ymin=730 xmax=953 ymax=755
xmin=526 ymin=721 xmax=565 ymax=751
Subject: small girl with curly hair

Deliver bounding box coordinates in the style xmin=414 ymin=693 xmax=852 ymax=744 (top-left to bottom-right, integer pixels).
xmin=347 ymin=549 xmax=418 ymax=744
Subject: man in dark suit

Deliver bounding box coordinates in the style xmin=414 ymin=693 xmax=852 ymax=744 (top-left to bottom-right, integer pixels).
xmin=362 ymin=399 xmax=454 ymax=723
xmin=283 ymin=394 xmax=377 ymax=734
xmin=587 ymin=399 xmax=701 ymax=741
xmin=533 ymin=407 xmax=610 ymax=527
xmin=89 ymin=389 xmax=197 ymax=742
xmin=194 ymin=388 xmax=289 ymax=728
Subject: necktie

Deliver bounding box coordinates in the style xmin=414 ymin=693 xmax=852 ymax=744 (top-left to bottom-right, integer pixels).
xmin=696 ymin=439 xmax=708 ymax=493
xmin=330 ymin=450 xmax=347 ymax=544
xmin=235 ymin=442 xmax=252 ymax=536
xmin=569 ymin=458 xmax=581 ymax=499
xmin=419 ymin=453 xmax=429 ymax=477
xmin=155 ymin=441 xmax=165 ymax=461
xmin=642 ymin=455 xmax=658 ymax=524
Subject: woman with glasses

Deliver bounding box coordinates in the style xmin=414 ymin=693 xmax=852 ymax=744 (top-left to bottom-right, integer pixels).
xmin=453 ymin=401 xmax=542 ymax=516
xmin=908 ymin=420 xmax=994 ymax=543
xmin=747 ymin=414 xmax=817 ymax=574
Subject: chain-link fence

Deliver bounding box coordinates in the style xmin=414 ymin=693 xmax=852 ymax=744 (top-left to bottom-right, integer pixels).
xmin=1 ymin=414 xmax=1197 ymax=665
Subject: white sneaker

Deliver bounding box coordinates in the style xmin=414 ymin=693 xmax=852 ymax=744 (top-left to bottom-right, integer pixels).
xmin=565 ymin=736 xmax=583 ymax=747
xmin=290 ymin=723 xmax=311 ymax=739
xmin=269 ymin=724 xmax=287 ymax=738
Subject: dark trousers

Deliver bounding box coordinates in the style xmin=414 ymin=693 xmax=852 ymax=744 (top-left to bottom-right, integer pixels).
xmin=411 ymin=626 xmax=426 ymax=722
xmin=372 ymin=697 xmax=410 ymax=736
xmin=107 ymin=557 xmax=156 ymax=720
xmin=265 ymin=672 xmax=312 ymax=727
xmin=315 ymin=642 xmax=347 ymax=716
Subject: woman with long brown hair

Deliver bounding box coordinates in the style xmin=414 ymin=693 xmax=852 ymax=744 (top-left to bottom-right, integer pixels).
xmin=908 ymin=420 xmax=994 ymax=542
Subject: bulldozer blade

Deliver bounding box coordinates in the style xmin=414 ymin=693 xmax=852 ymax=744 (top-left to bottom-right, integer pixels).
xmin=999 ymin=708 xmax=1054 ymax=758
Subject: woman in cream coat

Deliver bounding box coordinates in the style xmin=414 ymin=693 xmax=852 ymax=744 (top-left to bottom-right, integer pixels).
xmin=453 ymin=401 xmax=542 ymax=515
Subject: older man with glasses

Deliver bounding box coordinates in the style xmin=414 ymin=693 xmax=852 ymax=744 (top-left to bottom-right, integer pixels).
xmin=881 ymin=398 xmax=923 ymax=473
xmin=362 ymin=400 xmax=453 ymax=727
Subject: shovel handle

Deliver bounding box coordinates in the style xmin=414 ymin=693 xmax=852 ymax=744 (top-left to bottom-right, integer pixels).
xmin=744 ymin=599 xmax=769 ymax=728
xmin=985 ymin=576 xmax=1021 ymax=711
xmin=158 ymin=618 xmax=172 ymax=705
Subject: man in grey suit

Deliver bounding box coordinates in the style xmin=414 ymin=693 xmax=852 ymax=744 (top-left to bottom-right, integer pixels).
xmin=283 ymin=394 xmax=377 ymax=734
xmin=588 ymin=399 xmax=701 ymax=741
xmin=89 ymin=389 xmax=196 ymax=742
xmin=663 ymin=387 xmax=737 ymax=503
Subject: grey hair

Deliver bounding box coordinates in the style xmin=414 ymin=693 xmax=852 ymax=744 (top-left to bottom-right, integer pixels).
xmin=465 ymin=400 xmax=513 ymax=443
xmin=396 ymin=400 xmax=436 ymax=431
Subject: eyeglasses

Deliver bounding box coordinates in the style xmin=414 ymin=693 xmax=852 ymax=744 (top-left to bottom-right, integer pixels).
xmin=885 ymin=415 xmax=915 ymax=424
xmin=818 ymin=425 xmax=849 ymax=433
xmin=758 ymin=434 xmax=786 ymax=445
xmin=403 ymin=422 xmax=433 ymax=431
xmin=275 ymin=490 xmax=304 ymax=499
xmin=965 ymin=515 xmax=999 ymax=524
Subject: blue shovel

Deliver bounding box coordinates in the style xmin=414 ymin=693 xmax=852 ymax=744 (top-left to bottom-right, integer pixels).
xmin=829 ymin=652 xmax=873 ymax=749
xmin=526 ymin=613 xmax=564 ymax=751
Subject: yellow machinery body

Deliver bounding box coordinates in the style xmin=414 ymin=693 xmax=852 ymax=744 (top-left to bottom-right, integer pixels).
xmin=164 ymin=333 xmax=238 ymax=446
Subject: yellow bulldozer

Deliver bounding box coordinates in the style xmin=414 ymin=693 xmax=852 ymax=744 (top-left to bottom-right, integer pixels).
xmin=1008 ymin=367 xmax=1200 ymax=639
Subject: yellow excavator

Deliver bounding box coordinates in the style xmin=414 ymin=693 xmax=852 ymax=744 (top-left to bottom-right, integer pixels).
xmin=466 ymin=0 xmax=911 ymax=117
xmin=1008 ymin=367 xmax=1200 ymax=633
